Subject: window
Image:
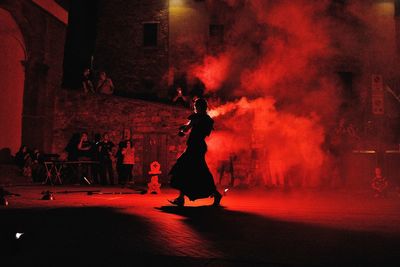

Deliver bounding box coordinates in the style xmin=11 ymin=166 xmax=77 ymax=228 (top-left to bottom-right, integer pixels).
xmin=209 ymin=24 xmax=224 ymax=45
xmin=143 ymin=23 xmax=158 ymax=47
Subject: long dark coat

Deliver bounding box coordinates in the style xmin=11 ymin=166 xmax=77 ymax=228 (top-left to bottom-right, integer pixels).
xmin=169 ymin=113 xmax=216 ymax=201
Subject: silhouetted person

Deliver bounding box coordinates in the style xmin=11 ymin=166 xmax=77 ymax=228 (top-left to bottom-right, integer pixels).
xmin=65 ymin=133 xmax=81 ymax=161
xmin=31 ymin=148 xmax=45 ymax=183
xmin=169 ymin=98 xmax=222 ymax=206
xmin=15 ymin=145 xmax=29 ymax=169
xmin=64 ymin=133 xmax=80 ymax=184
xmin=76 ymin=132 xmax=93 ymax=184
xmin=15 ymin=145 xmax=32 ymax=177
xmin=96 ymin=71 xmax=114 ymax=95
xmin=77 ymin=132 xmax=92 ymax=160
xmin=98 ymin=133 xmax=115 ymax=185
xmin=82 ymin=68 xmax=94 ymax=93
xmin=92 ymin=133 xmax=102 ymax=184
xmin=172 ymin=86 xmax=189 ymax=107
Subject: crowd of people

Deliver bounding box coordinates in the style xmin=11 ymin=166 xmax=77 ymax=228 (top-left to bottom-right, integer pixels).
xmin=64 ymin=131 xmax=135 ymax=185
xmin=13 ymin=130 xmax=136 ymax=186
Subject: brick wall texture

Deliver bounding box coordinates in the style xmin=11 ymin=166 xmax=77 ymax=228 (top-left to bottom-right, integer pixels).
xmin=53 ymin=90 xmax=191 ymax=183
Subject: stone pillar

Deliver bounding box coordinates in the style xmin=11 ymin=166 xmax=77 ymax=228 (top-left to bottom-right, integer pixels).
xmin=21 ymin=59 xmax=50 ymax=151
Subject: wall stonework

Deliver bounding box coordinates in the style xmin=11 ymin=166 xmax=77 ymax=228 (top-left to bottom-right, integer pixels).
xmin=0 ymin=0 xmax=66 ymax=152
xmin=53 ymin=90 xmax=191 ymax=183
xmin=94 ymin=0 xmax=169 ymax=99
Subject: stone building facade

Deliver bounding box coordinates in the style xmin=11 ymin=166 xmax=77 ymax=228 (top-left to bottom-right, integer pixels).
xmin=92 ymin=0 xmax=228 ymax=99
xmin=93 ymin=0 xmax=170 ymax=99
xmin=0 ymin=0 xmax=66 ymax=154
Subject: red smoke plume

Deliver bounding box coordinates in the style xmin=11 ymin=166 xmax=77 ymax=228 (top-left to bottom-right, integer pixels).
xmin=189 ymin=0 xmax=345 ymax=187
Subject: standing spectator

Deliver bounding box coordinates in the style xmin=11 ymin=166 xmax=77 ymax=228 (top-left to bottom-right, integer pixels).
xmin=31 ymin=148 xmax=45 ymax=183
xmin=15 ymin=145 xmax=29 ymax=169
xmin=82 ymin=68 xmax=94 ymax=93
xmin=96 ymin=71 xmax=114 ymax=95
xmin=172 ymin=86 xmax=189 ymax=107
xmin=76 ymin=132 xmax=93 ymax=184
xmin=77 ymin=132 xmax=92 ymax=159
xmin=98 ymin=132 xmax=115 ymax=185
xmin=15 ymin=145 xmax=32 ymax=177
xmin=121 ymin=140 xmax=135 ymax=185
xmin=111 ymin=146 xmax=118 ymax=181
xmin=65 ymin=133 xmax=80 ymax=161
xmin=64 ymin=133 xmax=80 ymax=184
xmin=117 ymin=129 xmax=131 ymax=184
xmin=91 ymin=133 xmax=102 ymax=184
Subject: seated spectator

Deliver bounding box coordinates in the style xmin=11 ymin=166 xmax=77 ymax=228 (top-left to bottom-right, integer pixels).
xmin=82 ymin=68 xmax=95 ymax=93
xmin=96 ymin=71 xmax=114 ymax=95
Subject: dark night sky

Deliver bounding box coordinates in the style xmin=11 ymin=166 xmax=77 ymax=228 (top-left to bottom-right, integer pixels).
xmin=62 ymin=0 xmax=98 ymax=89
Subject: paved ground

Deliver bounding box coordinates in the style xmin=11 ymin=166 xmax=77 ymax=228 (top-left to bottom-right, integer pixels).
xmin=1 ymin=184 xmax=400 ymax=266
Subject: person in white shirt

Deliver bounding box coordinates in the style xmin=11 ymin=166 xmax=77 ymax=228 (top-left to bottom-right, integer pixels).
xmin=121 ymin=140 xmax=134 ymax=185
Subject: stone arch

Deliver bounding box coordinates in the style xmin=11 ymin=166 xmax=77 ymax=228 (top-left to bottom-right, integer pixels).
xmin=0 ymin=7 xmax=26 ymax=154
xmin=0 ymin=0 xmax=65 ymax=154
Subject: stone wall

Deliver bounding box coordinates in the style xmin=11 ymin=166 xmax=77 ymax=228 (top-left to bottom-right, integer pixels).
xmin=94 ymin=0 xmax=169 ymax=99
xmin=0 ymin=0 xmax=67 ymax=152
xmin=53 ymin=90 xmax=191 ymax=183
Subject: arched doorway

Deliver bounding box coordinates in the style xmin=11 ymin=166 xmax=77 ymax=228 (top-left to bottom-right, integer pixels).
xmin=0 ymin=8 xmax=25 ymax=154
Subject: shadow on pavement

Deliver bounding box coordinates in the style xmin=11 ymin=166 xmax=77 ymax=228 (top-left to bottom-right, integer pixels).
xmin=157 ymin=205 xmax=400 ymax=266
xmin=0 ymin=207 xmax=205 ymax=266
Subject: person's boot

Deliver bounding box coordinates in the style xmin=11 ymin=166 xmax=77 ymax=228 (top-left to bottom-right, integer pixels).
xmin=168 ymin=196 xmax=184 ymax=207
xmin=213 ymin=191 xmax=222 ymax=206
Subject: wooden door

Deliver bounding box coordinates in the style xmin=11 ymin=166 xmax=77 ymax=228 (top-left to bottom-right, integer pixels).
xmin=142 ymin=133 xmax=168 ymax=184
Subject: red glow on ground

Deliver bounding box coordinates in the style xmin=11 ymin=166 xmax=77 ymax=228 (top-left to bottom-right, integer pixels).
xmin=3 ymin=185 xmax=400 ymax=266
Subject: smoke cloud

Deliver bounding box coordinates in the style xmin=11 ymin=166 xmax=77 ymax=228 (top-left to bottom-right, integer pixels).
xmin=183 ymin=0 xmax=398 ymax=187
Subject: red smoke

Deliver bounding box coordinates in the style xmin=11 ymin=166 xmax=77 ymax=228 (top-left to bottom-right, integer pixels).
xmin=190 ymin=53 xmax=231 ymax=92
xmin=189 ymin=0 xmax=346 ymax=187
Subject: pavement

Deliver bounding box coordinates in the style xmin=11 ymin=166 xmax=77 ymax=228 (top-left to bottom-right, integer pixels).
xmin=1 ymin=184 xmax=400 ymax=266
